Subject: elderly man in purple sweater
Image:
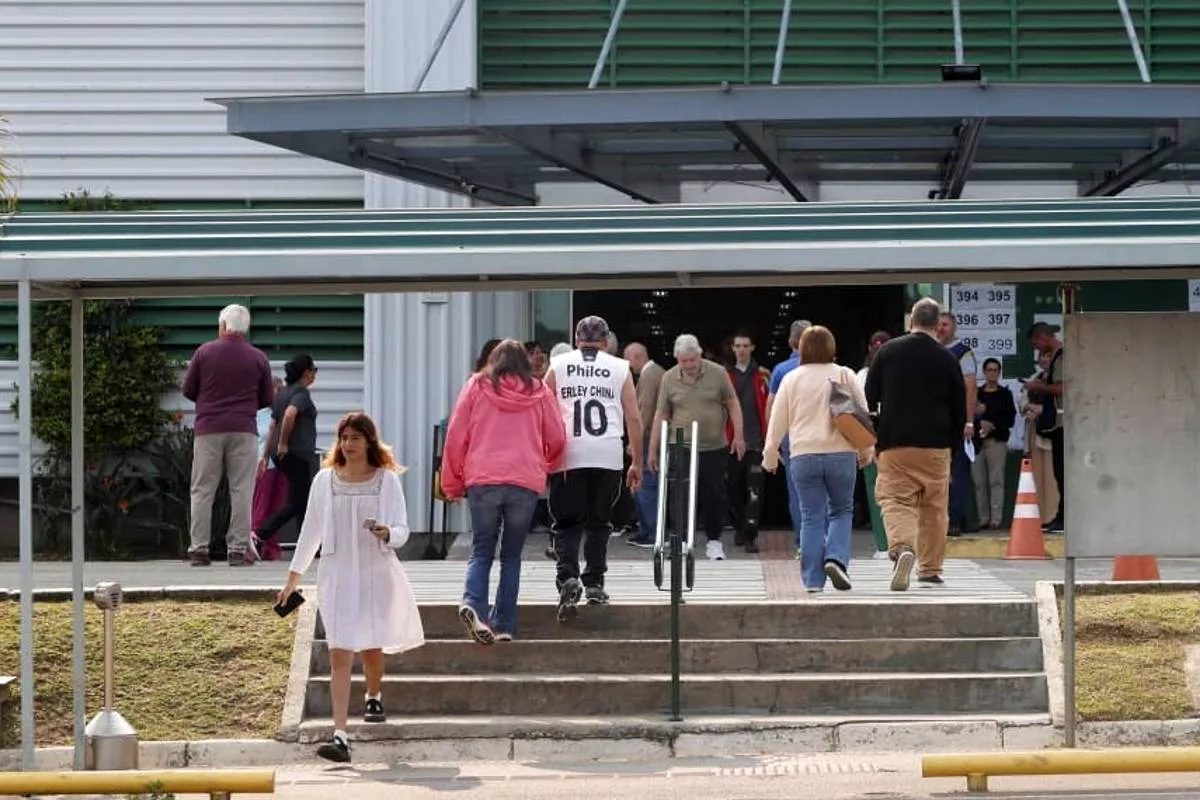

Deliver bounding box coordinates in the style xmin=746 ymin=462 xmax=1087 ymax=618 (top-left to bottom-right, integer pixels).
xmin=183 ymin=304 xmax=274 ymax=566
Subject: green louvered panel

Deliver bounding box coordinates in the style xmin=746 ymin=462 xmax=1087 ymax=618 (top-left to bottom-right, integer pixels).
xmin=1015 ymin=0 xmax=1146 ymax=81
xmin=1148 ymin=0 xmax=1200 ymax=81
xmin=128 ymin=295 xmax=364 ymax=362
xmin=478 ymin=0 xmax=1200 ymax=88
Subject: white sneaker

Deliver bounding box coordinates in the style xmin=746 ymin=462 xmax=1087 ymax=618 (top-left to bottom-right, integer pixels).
xmin=706 ymin=540 xmax=725 ymax=561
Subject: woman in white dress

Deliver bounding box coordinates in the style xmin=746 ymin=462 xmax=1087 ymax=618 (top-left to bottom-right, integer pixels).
xmin=277 ymin=411 xmax=425 ymax=763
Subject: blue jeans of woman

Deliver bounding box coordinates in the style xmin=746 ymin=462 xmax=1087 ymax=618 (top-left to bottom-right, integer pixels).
xmin=789 ymin=451 xmax=857 ymax=589
xmin=463 ymin=484 xmax=537 ymax=635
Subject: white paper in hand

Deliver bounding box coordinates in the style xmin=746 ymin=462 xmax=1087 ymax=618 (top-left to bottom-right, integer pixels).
xmin=964 ymin=439 xmax=977 ymax=463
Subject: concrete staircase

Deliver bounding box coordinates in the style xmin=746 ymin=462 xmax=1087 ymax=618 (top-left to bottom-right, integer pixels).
xmin=295 ymin=598 xmax=1049 ymax=750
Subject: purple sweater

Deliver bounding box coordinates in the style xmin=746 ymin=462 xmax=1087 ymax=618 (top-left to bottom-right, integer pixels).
xmin=182 ymin=335 xmax=273 ymax=436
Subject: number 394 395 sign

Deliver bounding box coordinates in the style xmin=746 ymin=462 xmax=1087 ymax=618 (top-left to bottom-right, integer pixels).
xmin=950 ymin=283 xmax=1019 ymax=359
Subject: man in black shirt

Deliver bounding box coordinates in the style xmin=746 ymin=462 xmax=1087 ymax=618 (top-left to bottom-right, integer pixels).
xmin=864 ymin=299 xmax=966 ymax=591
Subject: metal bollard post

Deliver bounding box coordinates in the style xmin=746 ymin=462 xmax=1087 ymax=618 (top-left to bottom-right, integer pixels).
xmin=84 ymin=582 xmax=139 ymax=770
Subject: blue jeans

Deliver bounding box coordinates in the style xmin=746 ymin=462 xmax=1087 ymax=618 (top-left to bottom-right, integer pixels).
xmin=633 ymin=440 xmax=659 ymax=543
xmin=789 ymin=452 xmax=857 ymax=589
xmin=779 ymin=440 xmax=808 ymax=549
xmin=463 ymin=484 xmax=537 ymax=635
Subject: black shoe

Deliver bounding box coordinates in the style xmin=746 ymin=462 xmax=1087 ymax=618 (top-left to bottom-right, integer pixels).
xmin=824 ymin=560 xmax=852 ymax=591
xmin=317 ymin=734 xmax=350 ymax=763
xmin=189 ymin=550 xmax=211 ymax=567
xmin=1043 ymin=518 xmax=1065 ymax=534
xmin=557 ymin=578 xmax=583 ymax=622
xmin=585 ymin=586 xmax=610 ymax=605
xmin=363 ymin=698 xmax=386 ymax=723
xmin=733 ymin=530 xmax=747 ymax=546
xmin=744 ymin=540 xmax=760 ymax=554
xmin=918 ymin=574 xmax=945 ymax=586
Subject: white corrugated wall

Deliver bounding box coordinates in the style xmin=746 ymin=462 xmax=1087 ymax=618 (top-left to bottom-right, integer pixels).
xmin=363 ymin=0 xmax=531 ymax=530
xmin=0 ymin=360 xmax=364 ymax=476
xmin=0 ymin=0 xmax=365 ymax=201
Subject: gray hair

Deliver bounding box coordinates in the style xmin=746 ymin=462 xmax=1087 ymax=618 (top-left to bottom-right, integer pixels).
xmin=605 ymin=331 xmax=619 ymax=355
xmin=673 ymin=333 xmax=703 ymax=358
xmin=549 ymin=342 xmax=572 ymax=358
xmin=788 ymin=319 xmax=812 ymax=350
xmin=219 ymin=303 xmax=251 ymax=335
xmin=909 ymin=297 xmax=941 ymax=331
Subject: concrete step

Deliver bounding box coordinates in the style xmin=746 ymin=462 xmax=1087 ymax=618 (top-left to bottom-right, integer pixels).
xmin=294 ymin=712 xmax=1055 ymax=748
xmin=315 ymin=600 xmax=1039 ymax=640
xmin=303 ymin=672 xmax=1049 ymax=717
xmin=309 ymin=637 xmax=1045 ymax=675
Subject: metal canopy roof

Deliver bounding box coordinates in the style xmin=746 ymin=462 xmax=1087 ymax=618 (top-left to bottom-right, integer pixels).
xmin=3 ymin=197 xmax=1200 ymax=299
xmin=216 ymin=83 xmax=1200 ymax=206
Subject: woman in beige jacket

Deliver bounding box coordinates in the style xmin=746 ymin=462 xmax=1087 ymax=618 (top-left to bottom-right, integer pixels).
xmin=763 ymin=326 xmax=871 ymax=593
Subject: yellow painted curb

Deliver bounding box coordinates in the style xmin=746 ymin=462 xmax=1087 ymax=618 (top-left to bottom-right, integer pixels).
xmin=945 ymin=534 xmax=1064 ymax=559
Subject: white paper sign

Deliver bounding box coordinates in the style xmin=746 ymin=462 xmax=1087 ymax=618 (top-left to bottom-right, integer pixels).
xmin=951 ymin=283 xmax=1017 ymax=311
xmin=1189 ymin=280 xmax=1200 ymax=312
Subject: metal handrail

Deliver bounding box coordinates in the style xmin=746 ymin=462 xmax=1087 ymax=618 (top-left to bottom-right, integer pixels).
xmin=653 ymin=419 xmax=670 ymax=556
xmin=684 ymin=420 xmax=699 ymax=557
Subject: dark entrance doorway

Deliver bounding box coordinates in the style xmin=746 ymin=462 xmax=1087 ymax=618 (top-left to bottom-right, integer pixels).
xmin=572 ymin=285 xmax=907 ymax=530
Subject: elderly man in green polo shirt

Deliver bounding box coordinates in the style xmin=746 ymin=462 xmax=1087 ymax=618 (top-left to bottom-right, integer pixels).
xmin=649 ymin=333 xmax=746 ymax=561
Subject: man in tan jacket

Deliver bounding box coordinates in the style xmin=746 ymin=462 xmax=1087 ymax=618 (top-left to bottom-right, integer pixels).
xmin=624 ymin=342 xmax=664 ymax=547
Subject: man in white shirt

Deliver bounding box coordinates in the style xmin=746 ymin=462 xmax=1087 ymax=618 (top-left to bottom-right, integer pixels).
xmin=544 ymin=316 xmax=643 ymax=620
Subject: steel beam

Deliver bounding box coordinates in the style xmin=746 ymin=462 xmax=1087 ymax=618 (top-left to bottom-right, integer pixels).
xmin=217 ymin=83 xmax=1200 ymax=137
xmin=488 ymin=127 xmax=666 ymax=203
xmin=725 ymin=121 xmax=815 ymax=201
xmin=1082 ymin=131 xmax=1199 ymax=196
xmin=937 ymin=117 xmax=987 ymax=200
xmin=353 ymin=147 xmax=537 ymax=206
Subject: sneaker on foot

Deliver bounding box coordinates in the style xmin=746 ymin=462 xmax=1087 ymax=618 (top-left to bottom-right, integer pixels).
xmin=457 ymin=604 xmax=496 ymax=645
xmin=585 ymin=586 xmax=610 ymax=605
xmin=189 ymin=550 xmax=211 ymax=567
xmin=918 ymin=574 xmax=945 ymax=587
xmin=557 ymin=578 xmax=583 ymax=623
xmin=495 ymin=632 xmax=514 ymax=642
xmin=824 ymin=560 xmax=852 ymax=591
xmin=705 ymin=540 xmax=725 ymax=561
xmin=1043 ymin=518 xmax=1065 ymax=534
xmin=805 ymin=586 xmax=824 ymax=594
xmin=627 ymin=537 xmax=655 ymax=549
xmin=744 ymin=540 xmax=760 ymax=554
xmin=890 ymin=548 xmax=915 ymax=592
xmin=363 ymin=697 xmax=386 ymax=723
xmin=227 ymin=551 xmax=251 ymax=567
xmin=317 ymin=732 xmax=350 ymax=763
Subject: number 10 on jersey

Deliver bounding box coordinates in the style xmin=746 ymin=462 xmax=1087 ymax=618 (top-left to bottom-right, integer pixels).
xmin=573 ymin=398 xmax=609 ymax=437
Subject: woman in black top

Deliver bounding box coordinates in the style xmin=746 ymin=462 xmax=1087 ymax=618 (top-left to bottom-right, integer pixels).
xmin=972 ymin=358 xmax=1017 ymax=529
xmin=255 ymin=354 xmax=320 ymax=550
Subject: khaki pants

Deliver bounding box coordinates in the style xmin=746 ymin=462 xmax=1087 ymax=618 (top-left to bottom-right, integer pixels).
xmin=971 ymin=438 xmax=1008 ymax=526
xmin=875 ymin=447 xmax=951 ymax=578
xmin=189 ymin=432 xmax=257 ymax=555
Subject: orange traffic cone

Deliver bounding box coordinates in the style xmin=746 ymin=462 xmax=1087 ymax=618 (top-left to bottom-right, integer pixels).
xmin=1111 ymin=556 xmax=1160 ymax=581
xmin=1005 ymin=459 xmax=1051 ymax=560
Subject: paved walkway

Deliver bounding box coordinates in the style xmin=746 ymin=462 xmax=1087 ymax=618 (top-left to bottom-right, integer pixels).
xmin=8 ymin=755 xmax=1199 ymax=799
xmin=3 ymin=529 xmax=1200 ymax=601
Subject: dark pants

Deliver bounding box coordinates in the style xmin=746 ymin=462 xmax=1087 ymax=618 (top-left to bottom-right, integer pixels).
xmin=613 ymin=447 xmax=637 ymax=529
xmin=257 ymin=453 xmax=316 ymax=540
xmin=948 ymin=443 xmax=974 ymax=530
xmin=666 ymin=448 xmax=727 ymax=542
xmin=1046 ymin=427 xmax=1065 ymax=523
xmin=548 ymin=468 xmax=622 ymax=589
xmin=727 ymin=449 xmax=764 ymax=542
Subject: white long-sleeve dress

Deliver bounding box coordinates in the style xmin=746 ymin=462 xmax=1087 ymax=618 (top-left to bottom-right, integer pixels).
xmin=288 ymin=467 xmax=425 ymax=654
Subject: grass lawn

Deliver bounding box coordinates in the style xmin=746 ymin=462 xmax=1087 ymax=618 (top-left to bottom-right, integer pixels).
xmin=1071 ymin=592 xmax=1200 ymax=722
xmin=0 ymin=599 xmax=295 ymax=747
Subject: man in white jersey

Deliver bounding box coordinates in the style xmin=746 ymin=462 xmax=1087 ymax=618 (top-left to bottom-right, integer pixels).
xmin=543 ymin=315 xmax=643 ymax=620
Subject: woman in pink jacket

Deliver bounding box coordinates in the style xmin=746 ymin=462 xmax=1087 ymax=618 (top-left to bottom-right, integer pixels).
xmin=441 ymin=339 xmax=566 ymax=644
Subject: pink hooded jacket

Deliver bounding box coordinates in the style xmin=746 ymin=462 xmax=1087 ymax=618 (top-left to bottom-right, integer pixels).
xmin=440 ymin=372 xmax=566 ymax=498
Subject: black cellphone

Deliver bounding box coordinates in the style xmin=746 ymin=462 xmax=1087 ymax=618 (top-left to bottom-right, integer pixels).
xmin=274 ymin=589 xmax=306 ymax=618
